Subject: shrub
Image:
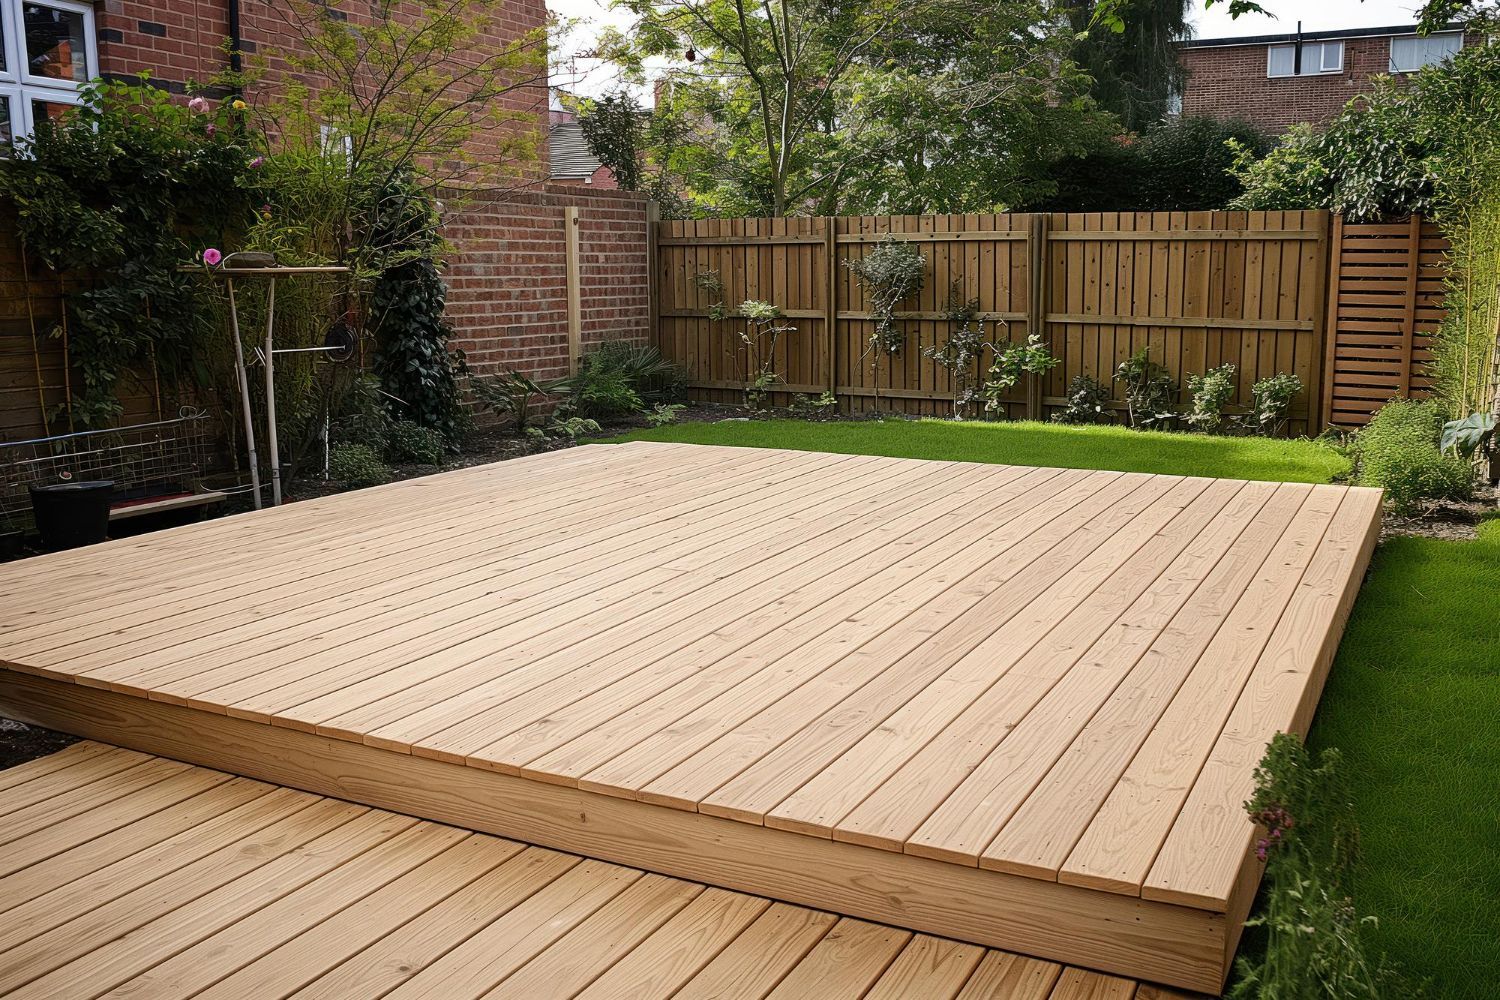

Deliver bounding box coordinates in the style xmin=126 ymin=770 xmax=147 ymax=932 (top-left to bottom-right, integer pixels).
xmin=982 ymin=334 xmax=1060 ymax=417
xmin=384 ymin=420 xmax=446 ymax=466
xmin=1247 ymin=373 xmax=1302 ymax=437
xmin=1114 ymin=345 xmax=1176 ymax=429
xmin=1187 ymin=363 xmax=1237 ymax=433
xmin=328 ymin=444 xmax=391 ymax=488
xmin=471 ymin=370 xmax=562 ymax=435
xmin=1352 ymin=399 xmax=1473 ymax=514
xmin=846 ymin=237 xmax=925 ymax=355
xmin=559 ymin=340 xmax=686 ymax=418
xmin=1052 ymin=374 xmax=1112 ymax=425
xmin=1228 ymin=733 xmax=1416 ymax=1000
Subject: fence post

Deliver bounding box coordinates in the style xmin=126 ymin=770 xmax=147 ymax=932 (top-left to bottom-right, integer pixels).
xmin=823 ymin=217 xmax=838 ymax=395
xmin=1315 ymin=211 xmax=1338 ymax=433
xmin=1399 ymin=213 xmax=1422 ymax=396
xmin=565 ymin=205 xmax=582 ymax=376
xmin=645 ymin=201 xmax=660 ymax=352
xmin=1026 ymin=213 xmax=1049 ymax=421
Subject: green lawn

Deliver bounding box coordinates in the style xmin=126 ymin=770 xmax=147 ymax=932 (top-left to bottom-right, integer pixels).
xmin=612 ymin=418 xmax=1350 ymax=483
xmin=608 ymin=416 xmax=1495 ymax=1000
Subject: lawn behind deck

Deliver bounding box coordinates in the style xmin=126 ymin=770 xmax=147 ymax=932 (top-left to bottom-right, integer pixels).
xmin=613 ymin=418 xmax=1349 ymax=484
xmin=610 ymin=417 xmax=1496 ymax=1000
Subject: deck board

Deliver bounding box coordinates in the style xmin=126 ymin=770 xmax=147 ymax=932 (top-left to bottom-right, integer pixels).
xmin=0 ymin=442 xmax=1380 ymax=992
xmin=0 ymin=745 xmax=1178 ymax=999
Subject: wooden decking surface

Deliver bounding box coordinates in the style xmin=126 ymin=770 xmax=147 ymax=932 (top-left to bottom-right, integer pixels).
xmin=0 ymin=742 xmax=1193 ymax=1000
xmin=0 ymin=441 xmax=1379 ymax=915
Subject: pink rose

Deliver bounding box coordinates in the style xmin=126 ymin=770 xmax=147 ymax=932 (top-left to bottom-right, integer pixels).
xmin=248 ymin=155 xmax=264 ymax=168
xmin=202 ymin=248 xmax=222 ymax=266
xmin=188 ymin=96 xmax=210 ymax=114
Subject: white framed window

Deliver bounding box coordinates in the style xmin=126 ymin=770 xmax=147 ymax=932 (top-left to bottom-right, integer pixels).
xmin=1267 ymin=40 xmax=1344 ymax=78
xmin=1389 ymin=32 xmax=1462 ymax=73
xmin=0 ymin=0 xmax=98 ymax=147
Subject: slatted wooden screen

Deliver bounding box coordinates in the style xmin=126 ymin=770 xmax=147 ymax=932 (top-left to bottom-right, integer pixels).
xmin=655 ymin=210 xmax=1334 ymax=434
xmin=1322 ymin=216 xmax=1449 ymax=428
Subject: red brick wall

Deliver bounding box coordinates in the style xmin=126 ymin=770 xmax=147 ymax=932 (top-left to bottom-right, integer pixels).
xmin=1179 ymin=32 xmax=1480 ymax=133
xmin=444 ymin=186 xmax=651 ymax=382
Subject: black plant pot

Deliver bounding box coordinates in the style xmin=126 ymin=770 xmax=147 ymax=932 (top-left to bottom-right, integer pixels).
xmin=29 ymin=481 xmax=114 ymax=551
xmin=0 ymin=530 xmax=24 ymax=560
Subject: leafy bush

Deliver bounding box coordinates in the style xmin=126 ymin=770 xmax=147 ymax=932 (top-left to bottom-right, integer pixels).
xmin=1052 ymin=374 xmax=1112 ymax=425
xmin=846 ymin=237 xmax=925 ymax=355
xmin=646 ymin=402 xmax=686 ymax=427
xmin=1115 ymin=346 xmax=1176 ymax=429
xmin=1247 ymin=373 xmax=1302 ymax=437
xmin=1228 ymin=733 xmax=1416 ymax=1000
xmin=328 ymin=444 xmax=391 ymax=488
xmin=982 ymin=334 xmax=1060 ymax=416
xmin=790 ymin=391 xmax=839 ymax=421
xmin=1187 ymin=363 xmax=1237 ymax=433
xmin=471 ymin=370 xmax=563 ymax=435
xmin=1352 ymin=399 xmax=1473 ymax=514
xmin=384 ymin=420 xmax=446 ymax=466
xmin=1036 ymin=116 xmax=1272 ymax=212
xmin=558 ymin=340 xmax=685 ymax=418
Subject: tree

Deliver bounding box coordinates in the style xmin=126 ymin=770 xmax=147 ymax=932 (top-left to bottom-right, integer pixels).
xmin=1065 ymin=0 xmax=1190 ymax=132
xmin=605 ymin=0 xmax=1110 ymax=216
xmin=579 ymin=90 xmax=645 ymax=191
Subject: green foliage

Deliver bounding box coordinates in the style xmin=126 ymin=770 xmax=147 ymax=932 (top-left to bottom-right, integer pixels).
xmin=1052 ymin=374 xmax=1113 ymax=425
xmin=981 ymin=334 xmax=1060 ymax=416
xmin=1228 ymin=733 xmax=1416 ymax=1000
xmin=1441 ymin=412 xmax=1497 ymax=459
xmin=529 ymin=416 xmax=602 ymax=440
xmin=1038 ymin=116 xmax=1272 ymax=212
xmin=646 ymin=402 xmax=686 ymax=427
xmin=924 ymin=289 xmax=994 ymax=418
xmin=368 ymin=171 xmax=469 ymax=447
xmin=327 ymin=444 xmax=391 ymax=488
xmin=790 ymin=391 xmax=839 ymax=421
xmin=1065 ymin=0 xmax=1188 ymax=132
xmin=846 ymin=238 xmax=925 ymax=355
xmin=560 ymin=340 xmax=685 ymax=417
xmin=384 ymin=420 xmax=447 ymax=466
xmin=1247 ymin=373 xmax=1302 ymax=438
xmin=0 ymin=79 xmax=252 ymax=428
xmin=1187 ymin=362 xmax=1237 ymax=433
xmin=471 ymin=370 xmax=564 ymax=435
xmin=1353 ymin=399 xmax=1474 ymax=514
xmin=1114 ymin=345 xmax=1176 ymax=429
xmin=728 ymin=301 xmax=797 ymax=408
xmin=578 ymin=90 xmax=644 ymax=191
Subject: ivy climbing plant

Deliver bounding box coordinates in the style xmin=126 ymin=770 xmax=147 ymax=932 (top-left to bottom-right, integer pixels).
xmin=0 ymin=79 xmax=252 ymax=428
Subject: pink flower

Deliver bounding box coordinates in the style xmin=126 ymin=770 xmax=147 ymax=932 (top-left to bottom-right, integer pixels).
xmin=188 ymin=96 xmax=210 ymax=114
xmin=248 ymin=155 xmax=264 ymax=169
xmin=205 ymin=123 xmax=216 ymax=137
xmin=202 ymin=248 xmax=222 ymax=266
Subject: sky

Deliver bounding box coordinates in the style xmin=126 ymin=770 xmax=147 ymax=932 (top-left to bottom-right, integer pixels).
xmin=547 ymin=0 xmax=1428 ymax=101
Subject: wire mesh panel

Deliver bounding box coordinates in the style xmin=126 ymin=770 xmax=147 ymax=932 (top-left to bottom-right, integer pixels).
xmin=0 ymin=409 xmax=213 ymax=532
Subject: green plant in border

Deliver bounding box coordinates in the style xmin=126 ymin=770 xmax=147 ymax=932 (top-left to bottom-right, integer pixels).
xmin=846 ymin=237 xmax=925 ymax=357
xmin=1114 ymin=344 xmax=1176 ymax=429
xmin=732 ymin=300 xmax=797 ymax=409
xmin=471 ymin=370 xmax=565 ymax=436
xmin=1052 ymin=373 xmax=1112 ymax=425
xmin=980 ymin=333 xmax=1059 ymax=417
xmin=327 ymin=443 xmax=391 ymax=488
xmin=1228 ymin=732 xmax=1418 ymax=1000
xmin=1186 ymin=362 xmax=1237 ymax=434
xmin=1352 ymin=398 xmax=1473 ymax=515
xmin=0 ymin=78 xmax=252 ymax=429
xmin=1246 ymin=372 xmax=1302 ymax=438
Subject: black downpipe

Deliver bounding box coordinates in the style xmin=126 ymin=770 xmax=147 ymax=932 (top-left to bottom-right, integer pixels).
xmin=228 ymin=0 xmax=244 ymax=87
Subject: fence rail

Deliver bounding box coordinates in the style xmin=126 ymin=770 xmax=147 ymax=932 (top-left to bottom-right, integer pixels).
xmin=653 ymin=210 xmax=1447 ymax=435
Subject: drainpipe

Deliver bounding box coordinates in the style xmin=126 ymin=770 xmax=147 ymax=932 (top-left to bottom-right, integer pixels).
xmin=1293 ymin=21 xmax=1303 ymax=76
xmin=228 ymin=0 xmax=243 ymax=86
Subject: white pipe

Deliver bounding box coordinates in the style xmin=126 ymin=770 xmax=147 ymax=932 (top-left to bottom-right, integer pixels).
xmin=263 ymin=277 xmax=282 ymax=506
xmin=226 ymin=278 xmax=263 ymax=510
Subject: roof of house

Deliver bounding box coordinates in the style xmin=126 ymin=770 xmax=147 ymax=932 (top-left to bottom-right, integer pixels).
xmin=1180 ymin=21 xmax=1465 ymax=49
xmin=548 ymin=121 xmax=603 ymax=180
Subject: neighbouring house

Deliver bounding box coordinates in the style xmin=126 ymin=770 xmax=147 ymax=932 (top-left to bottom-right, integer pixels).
xmin=548 ymin=89 xmax=616 ymax=188
xmin=0 ymin=0 xmax=651 ymax=444
xmin=1176 ymin=22 xmax=1480 ymax=133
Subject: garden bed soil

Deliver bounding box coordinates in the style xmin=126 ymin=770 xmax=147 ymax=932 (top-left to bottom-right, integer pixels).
xmin=1379 ymin=483 xmax=1500 ymax=542
xmin=0 ymin=717 xmax=79 ymax=771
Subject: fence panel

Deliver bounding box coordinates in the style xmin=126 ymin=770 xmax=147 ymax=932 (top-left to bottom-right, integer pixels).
xmin=1323 ymin=215 xmax=1449 ymax=428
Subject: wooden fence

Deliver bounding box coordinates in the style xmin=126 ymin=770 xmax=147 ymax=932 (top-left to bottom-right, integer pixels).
xmin=1323 ymin=216 xmax=1448 ymax=427
xmin=653 ymin=210 xmax=1448 ymax=435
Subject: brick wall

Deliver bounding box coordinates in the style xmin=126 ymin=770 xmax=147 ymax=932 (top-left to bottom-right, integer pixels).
xmin=444 ymin=185 xmax=650 ymax=382
xmin=1179 ymin=32 xmax=1481 ymax=133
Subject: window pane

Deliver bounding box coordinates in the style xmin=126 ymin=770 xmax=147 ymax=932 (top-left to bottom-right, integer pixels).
xmin=24 ymin=4 xmax=88 ymax=83
xmin=31 ymin=98 xmax=76 ymax=128
xmin=0 ymin=17 xmax=8 ymax=75
xmin=1391 ymin=33 xmax=1460 ymax=72
xmin=1320 ymin=41 xmax=1343 ymax=72
xmin=0 ymin=97 xmax=13 ymax=148
xmin=1268 ymin=45 xmax=1295 ymax=77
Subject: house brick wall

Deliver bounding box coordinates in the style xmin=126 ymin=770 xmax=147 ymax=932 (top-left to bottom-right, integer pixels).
xmin=1179 ymin=31 xmax=1481 ymax=133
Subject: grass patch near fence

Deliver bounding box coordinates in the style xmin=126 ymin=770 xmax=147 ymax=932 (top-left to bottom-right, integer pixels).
xmin=1305 ymin=519 xmax=1500 ymax=1000
xmin=611 ymin=418 xmax=1349 ymax=484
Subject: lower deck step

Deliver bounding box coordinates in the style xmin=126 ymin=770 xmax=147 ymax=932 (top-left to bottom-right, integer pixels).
xmin=0 ymin=742 xmax=1198 ymax=1000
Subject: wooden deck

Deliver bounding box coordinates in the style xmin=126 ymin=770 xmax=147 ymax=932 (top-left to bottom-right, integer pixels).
xmin=0 ymin=743 xmax=1197 ymax=1000
xmin=0 ymin=442 xmax=1382 ymax=993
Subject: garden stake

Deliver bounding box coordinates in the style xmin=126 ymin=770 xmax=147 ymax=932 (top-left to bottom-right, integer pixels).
xmin=19 ymin=247 xmax=48 ymax=433
xmin=224 ymin=278 xmax=265 ymax=510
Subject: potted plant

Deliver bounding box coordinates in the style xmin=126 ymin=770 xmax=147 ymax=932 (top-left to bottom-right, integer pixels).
xmin=28 ymin=472 xmax=115 ymax=551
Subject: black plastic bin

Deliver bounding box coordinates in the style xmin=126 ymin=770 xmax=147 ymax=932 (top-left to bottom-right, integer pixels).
xmin=29 ymin=480 xmax=114 ymax=551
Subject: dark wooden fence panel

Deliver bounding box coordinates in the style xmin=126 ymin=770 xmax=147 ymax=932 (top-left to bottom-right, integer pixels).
xmin=1323 ymin=216 xmax=1449 ymax=428
xmin=655 ymin=210 xmax=1338 ymax=436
